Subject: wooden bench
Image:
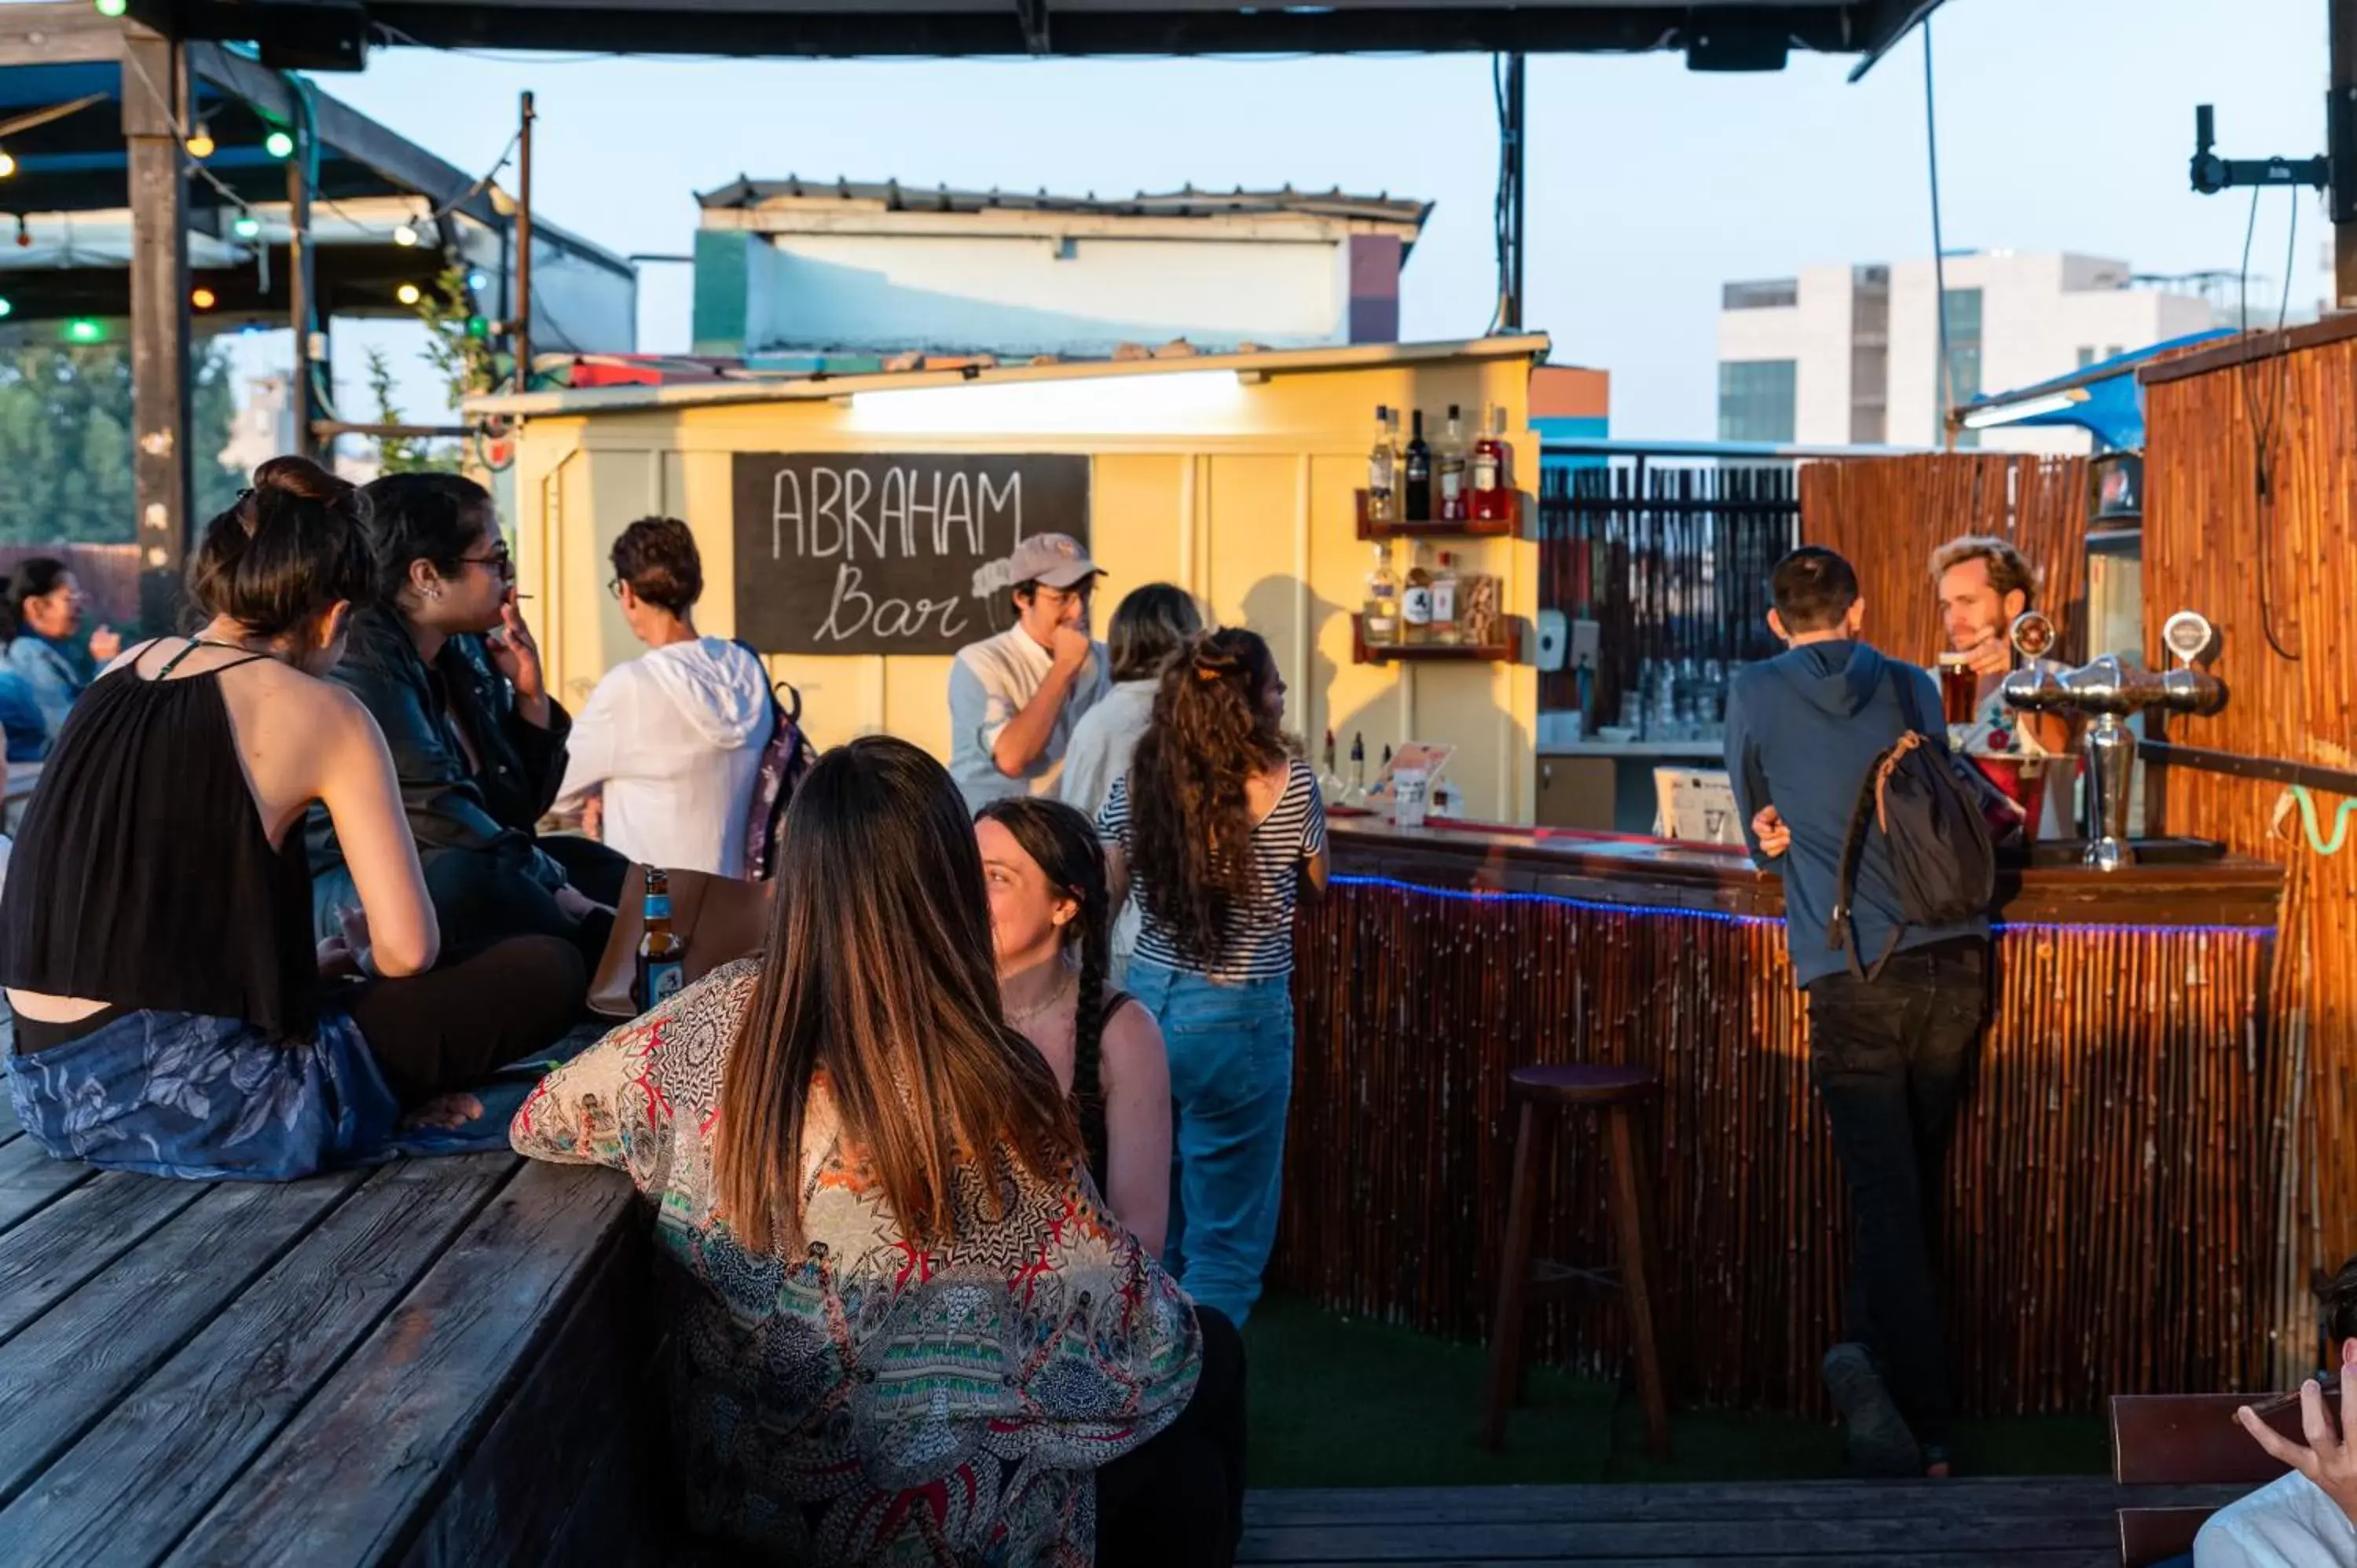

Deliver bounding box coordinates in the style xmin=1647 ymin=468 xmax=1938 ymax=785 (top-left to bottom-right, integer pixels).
xmin=0 ymin=1090 xmax=667 ymax=1567
xmin=2110 ymin=1392 xmax=2301 ymax=1566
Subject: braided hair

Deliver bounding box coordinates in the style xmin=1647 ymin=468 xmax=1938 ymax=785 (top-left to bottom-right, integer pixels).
xmin=976 ymin=797 xmax=1114 ymax=1168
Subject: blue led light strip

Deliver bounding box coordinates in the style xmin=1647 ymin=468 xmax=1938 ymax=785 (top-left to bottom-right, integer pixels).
xmin=1328 ymin=874 xmax=2275 ymax=941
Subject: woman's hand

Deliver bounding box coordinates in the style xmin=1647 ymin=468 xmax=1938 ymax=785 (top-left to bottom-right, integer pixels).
xmin=581 ymin=791 xmax=604 ymax=842
xmin=317 ymin=905 xmax=379 ymax=980
xmin=2237 ymin=1340 xmax=2357 ymax=1528
xmin=486 ymin=595 xmax=552 ymax=727
xmin=87 ymin=625 xmax=122 ymax=665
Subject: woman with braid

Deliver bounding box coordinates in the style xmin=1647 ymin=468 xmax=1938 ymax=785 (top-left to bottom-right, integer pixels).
xmin=977 ymin=796 xmax=1171 ymax=1255
xmin=1094 ymin=628 xmax=1329 ymax=1328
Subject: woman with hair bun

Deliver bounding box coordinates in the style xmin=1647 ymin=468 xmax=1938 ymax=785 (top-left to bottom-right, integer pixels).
xmin=1094 ymin=628 xmax=1329 ymax=1328
xmin=0 ymin=456 xmax=585 ymax=1181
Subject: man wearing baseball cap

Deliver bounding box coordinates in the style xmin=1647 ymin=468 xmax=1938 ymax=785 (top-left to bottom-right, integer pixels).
xmin=948 ymin=533 xmax=1111 ymax=811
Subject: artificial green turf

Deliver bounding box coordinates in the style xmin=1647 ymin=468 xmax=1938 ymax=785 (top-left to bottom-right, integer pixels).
xmin=1241 ymin=1292 xmax=2113 ymax=1489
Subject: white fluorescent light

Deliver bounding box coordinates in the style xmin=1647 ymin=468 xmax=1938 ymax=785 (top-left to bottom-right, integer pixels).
xmin=848 ymin=368 xmax=1248 ymax=436
xmin=1961 ymin=389 xmax=2088 ymax=430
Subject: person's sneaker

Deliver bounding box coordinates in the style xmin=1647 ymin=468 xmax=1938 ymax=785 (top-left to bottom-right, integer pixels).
xmin=1821 ymin=1343 xmax=1922 ymax=1478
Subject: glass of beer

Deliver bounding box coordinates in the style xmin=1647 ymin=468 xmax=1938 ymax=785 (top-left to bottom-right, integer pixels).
xmin=1937 ymin=650 xmax=1978 ymax=727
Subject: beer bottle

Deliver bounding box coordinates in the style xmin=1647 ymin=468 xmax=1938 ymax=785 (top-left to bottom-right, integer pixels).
xmin=634 ymin=866 xmax=687 ymax=1012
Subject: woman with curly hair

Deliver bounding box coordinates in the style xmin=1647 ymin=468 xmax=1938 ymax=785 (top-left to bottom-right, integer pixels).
xmin=1094 ymin=628 xmax=1329 ymax=1325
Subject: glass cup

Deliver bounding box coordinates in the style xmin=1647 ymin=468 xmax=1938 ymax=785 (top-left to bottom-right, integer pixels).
xmin=1937 ymin=651 xmax=1979 ymax=727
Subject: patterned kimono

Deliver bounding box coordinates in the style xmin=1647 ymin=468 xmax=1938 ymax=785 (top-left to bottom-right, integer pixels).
xmin=510 ymin=958 xmax=1201 ymax=1566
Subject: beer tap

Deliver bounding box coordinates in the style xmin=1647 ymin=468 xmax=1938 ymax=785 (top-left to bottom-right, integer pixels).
xmin=2001 ymin=610 xmax=2227 ymax=872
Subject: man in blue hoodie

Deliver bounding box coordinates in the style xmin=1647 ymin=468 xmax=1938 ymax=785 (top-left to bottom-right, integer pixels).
xmin=1725 ymin=545 xmax=1990 ymax=1480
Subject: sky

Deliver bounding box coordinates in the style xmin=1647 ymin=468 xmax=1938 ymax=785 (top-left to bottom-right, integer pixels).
xmin=247 ymin=0 xmax=2331 ymax=440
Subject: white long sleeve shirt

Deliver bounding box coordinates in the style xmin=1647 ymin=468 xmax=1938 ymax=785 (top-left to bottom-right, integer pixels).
xmin=555 ymin=639 xmax=774 ymax=878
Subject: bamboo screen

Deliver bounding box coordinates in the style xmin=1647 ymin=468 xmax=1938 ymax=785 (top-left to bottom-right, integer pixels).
xmin=2143 ymin=332 xmax=2357 ymax=1366
xmin=1799 ymin=453 xmax=2091 ymax=669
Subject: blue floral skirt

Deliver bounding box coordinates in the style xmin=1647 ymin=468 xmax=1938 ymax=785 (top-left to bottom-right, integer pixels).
xmin=2 ymin=1008 xmax=404 ymax=1181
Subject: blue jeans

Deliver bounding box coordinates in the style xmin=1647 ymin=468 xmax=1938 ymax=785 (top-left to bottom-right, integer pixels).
xmin=1128 ymin=959 xmax=1294 ymax=1327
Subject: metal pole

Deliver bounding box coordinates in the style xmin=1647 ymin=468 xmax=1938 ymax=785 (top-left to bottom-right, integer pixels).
xmin=2333 ymin=0 xmax=2357 ymax=309
xmin=1505 ymin=53 xmax=1526 ymax=331
xmin=123 ymin=27 xmax=191 ymax=634
xmin=515 ymin=90 xmax=534 ymax=394
xmin=1924 ymin=18 xmax=1955 ymax=449
xmin=287 ymin=122 xmax=314 ymax=460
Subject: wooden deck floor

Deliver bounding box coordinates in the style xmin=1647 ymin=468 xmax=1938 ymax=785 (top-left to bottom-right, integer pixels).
xmin=1236 ymin=1478 xmax=2244 ymax=1566
xmin=0 ymin=1090 xmax=658 ymax=1568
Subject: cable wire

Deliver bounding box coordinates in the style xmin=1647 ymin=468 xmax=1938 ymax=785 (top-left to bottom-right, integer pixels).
xmin=1924 ymin=17 xmax=1952 ymax=449
xmin=2238 ymin=182 xmax=2303 ymax=661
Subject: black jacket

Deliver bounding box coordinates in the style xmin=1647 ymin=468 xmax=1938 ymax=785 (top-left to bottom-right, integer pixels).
xmin=307 ymin=603 xmax=574 ymax=888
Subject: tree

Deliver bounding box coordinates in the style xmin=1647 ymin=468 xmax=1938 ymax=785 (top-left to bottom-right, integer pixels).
xmin=368 ymin=266 xmax=500 ymax=476
xmin=0 ymin=341 xmax=242 ymax=544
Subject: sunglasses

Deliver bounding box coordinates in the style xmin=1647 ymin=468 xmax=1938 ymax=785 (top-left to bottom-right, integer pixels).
xmin=460 ymin=545 xmax=515 ymax=579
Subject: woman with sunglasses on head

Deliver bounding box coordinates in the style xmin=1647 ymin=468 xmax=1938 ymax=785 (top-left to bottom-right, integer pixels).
xmin=307 ymin=472 xmax=629 ymax=975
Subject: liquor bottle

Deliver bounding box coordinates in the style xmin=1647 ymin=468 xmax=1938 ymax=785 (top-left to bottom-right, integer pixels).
xmin=1400 ymin=540 xmax=1435 ymax=645
xmin=1437 ymin=405 xmax=1469 ymax=522
xmin=1365 ymin=405 xmax=1400 ymax=526
xmin=1430 ymin=550 xmax=1461 ymax=645
xmin=1318 ymin=727 xmax=1345 ymax=804
xmin=1363 ymin=542 xmax=1402 ymax=646
xmin=1403 ymin=409 xmax=1432 ymax=522
xmin=633 ymin=866 xmax=687 ymax=1013
xmin=1471 ymin=406 xmax=1511 ymax=522
xmin=1343 ymin=732 xmax=1367 ymax=808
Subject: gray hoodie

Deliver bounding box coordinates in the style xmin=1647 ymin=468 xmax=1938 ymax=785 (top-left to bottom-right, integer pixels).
xmin=1724 ymin=639 xmax=1989 ymax=985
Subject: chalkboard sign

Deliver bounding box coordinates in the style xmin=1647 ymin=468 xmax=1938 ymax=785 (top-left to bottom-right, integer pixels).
xmin=732 ymin=452 xmax=1091 ymax=657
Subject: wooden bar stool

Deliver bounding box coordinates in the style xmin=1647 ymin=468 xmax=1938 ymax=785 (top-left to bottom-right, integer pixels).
xmin=1482 ymin=1062 xmax=1670 ymax=1459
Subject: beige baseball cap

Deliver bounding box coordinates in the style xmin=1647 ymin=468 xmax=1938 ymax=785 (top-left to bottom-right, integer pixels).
xmin=1006 ymin=533 xmax=1102 ymax=590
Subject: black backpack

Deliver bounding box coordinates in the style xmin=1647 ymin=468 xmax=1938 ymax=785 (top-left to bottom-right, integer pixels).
xmin=733 ymin=640 xmax=816 ymax=883
xmin=1825 ymin=668 xmax=1999 ymax=980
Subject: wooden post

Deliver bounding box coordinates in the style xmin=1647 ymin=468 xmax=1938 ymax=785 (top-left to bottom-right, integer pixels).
xmin=287 ymin=124 xmax=314 ymax=460
xmin=515 ymin=90 xmax=535 ymax=394
xmin=122 ymin=27 xmax=190 ymax=635
xmin=2333 ymin=0 xmax=2357 ymax=310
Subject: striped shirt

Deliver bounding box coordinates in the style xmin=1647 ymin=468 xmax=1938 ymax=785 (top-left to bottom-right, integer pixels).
xmin=1097 ymin=758 xmax=1327 ymax=982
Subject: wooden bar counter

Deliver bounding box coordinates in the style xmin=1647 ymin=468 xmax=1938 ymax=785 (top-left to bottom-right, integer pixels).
xmin=1277 ymin=818 xmax=2286 ymax=1419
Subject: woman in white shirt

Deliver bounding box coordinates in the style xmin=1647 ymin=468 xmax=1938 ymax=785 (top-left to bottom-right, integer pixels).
xmin=555 ymin=518 xmax=772 ymax=877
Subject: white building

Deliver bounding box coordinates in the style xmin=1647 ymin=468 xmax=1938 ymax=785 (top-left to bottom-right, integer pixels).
xmin=692 ymin=179 xmax=1431 ymax=362
xmin=1716 ymin=252 xmax=2227 ymax=453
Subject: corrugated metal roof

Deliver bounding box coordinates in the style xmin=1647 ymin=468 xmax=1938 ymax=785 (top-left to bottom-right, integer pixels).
xmin=697 ymin=178 xmax=1431 ymax=231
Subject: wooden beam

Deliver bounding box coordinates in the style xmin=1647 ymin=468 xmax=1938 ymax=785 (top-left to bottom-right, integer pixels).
xmin=122 ymin=27 xmax=189 ymax=636
xmin=0 ymin=4 xmax=123 ymax=69
xmin=185 ymin=42 xmax=502 ymax=229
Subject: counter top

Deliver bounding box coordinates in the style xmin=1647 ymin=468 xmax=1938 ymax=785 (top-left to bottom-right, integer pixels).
xmin=1326 ymin=817 xmax=2284 ymax=928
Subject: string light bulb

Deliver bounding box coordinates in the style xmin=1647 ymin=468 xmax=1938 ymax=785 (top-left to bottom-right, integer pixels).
xmin=0 ymin=298 xmax=13 ymax=320
xmin=396 ymin=282 xmax=423 ymax=306
xmin=392 ymin=223 xmax=420 ymax=247
xmin=264 ymin=130 xmax=295 ymax=160
xmin=94 ymin=0 xmax=129 ymax=16
xmin=14 ymin=215 xmax=29 ymax=249
xmin=185 ymin=123 xmax=215 ymax=159
xmin=0 ymin=151 xmax=18 ymax=180
xmin=64 ymin=319 xmax=104 ymax=344
xmin=232 ymin=213 xmax=261 ymax=240
xmin=191 ymin=287 xmax=217 ymax=310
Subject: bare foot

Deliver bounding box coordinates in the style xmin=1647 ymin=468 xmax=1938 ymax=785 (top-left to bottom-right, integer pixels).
xmin=401 ymin=1092 xmax=485 ymax=1132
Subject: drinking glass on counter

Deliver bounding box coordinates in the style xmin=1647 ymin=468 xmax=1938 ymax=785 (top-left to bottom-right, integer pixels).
xmin=1936 ymin=650 xmax=1978 ymax=729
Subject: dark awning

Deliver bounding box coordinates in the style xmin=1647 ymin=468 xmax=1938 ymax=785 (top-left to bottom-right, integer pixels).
xmin=126 ymin=0 xmax=1947 ymax=71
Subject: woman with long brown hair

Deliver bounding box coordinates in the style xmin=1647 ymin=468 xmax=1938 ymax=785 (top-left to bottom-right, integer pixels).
xmin=1096 ymin=628 xmax=1329 ymax=1328
xmin=512 ymin=735 xmax=1235 ymax=1565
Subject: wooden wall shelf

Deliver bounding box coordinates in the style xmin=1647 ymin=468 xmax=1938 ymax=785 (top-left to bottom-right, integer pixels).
xmin=1353 ymin=614 xmax=1519 ymax=665
xmin=1355 ymin=489 xmax=1522 ymax=540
